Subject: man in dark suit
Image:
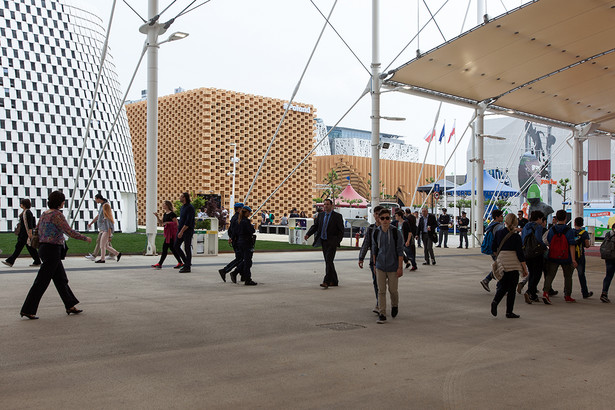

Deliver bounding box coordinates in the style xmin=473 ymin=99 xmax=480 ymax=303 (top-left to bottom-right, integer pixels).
xmin=305 ymin=199 xmax=345 ymax=288
xmin=417 ymin=207 xmax=438 ymax=265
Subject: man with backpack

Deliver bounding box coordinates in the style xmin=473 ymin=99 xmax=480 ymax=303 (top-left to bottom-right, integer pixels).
xmin=372 ymin=208 xmax=404 ymax=324
xmin=359 ymin=205 xmax=384 ymax=314
xmin=574 ymin=217 xmax=593 ymax=299
xmin=599 ymin=223 xmax=615 ymax=303
xmin=520 ymin=210 xmax=547 ymax=303
xmin=542 ymin=210 xmax=577 ymax=304
xmin=480 ymin=209 xmax=506 ymax=292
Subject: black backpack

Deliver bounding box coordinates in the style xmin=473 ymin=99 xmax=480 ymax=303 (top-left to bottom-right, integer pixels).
xmin=523 ymin=226 xmax=547 ymax=258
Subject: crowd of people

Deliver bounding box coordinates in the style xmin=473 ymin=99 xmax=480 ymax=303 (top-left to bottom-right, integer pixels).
xmin=4 ymin=190 xmax=614 ymax=322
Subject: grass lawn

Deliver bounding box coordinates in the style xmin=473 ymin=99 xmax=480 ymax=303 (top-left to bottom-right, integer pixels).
xmin=0 ymin=232 xmax=345 ymax=257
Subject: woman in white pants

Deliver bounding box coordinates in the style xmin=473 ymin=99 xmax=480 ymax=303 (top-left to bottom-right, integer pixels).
xmin=96 ymin=203 xmax=121 ymax=263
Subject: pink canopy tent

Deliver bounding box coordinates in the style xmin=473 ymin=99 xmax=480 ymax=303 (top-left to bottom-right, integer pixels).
xmin=317 ymin=183 xmax=368 ymax=208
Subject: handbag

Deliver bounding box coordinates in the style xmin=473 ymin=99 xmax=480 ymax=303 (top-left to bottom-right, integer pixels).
xmin=14 ymin=221 xmax=21 ymax=236
xmin=30 ymin=228 xmax=40 ymax=249
xmin=491 ymin=231 xmax=515 ymax=281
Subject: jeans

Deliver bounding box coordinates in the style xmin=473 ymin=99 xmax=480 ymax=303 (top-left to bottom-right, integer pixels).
xmin=576 ymin=255 xmax=590 ymax=297
xmin=492 ymin=270 xmax=519 ymax=314
xmin=21 ymin=243 xmax=79 ymax=315
xmin=603 ymin=260 xmax=615 ymax=294
xmin=403 ymin=244 xmax=417 ymax=268
xmin=175 ymin=229 xmax=194 ymax=268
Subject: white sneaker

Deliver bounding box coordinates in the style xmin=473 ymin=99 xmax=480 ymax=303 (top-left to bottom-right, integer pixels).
xmin=85 ymin=254 xmax=95 ymax=261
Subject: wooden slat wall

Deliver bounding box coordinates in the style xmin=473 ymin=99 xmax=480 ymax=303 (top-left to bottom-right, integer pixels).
xmin=315 ymin=155 xmax=443 ymax=207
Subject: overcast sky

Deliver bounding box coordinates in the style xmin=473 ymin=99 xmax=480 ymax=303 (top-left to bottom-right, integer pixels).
xmin=79 ymin=0 xmax=529 ymax=176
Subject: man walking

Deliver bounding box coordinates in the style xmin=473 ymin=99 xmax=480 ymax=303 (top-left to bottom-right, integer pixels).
xmin=372 ymin=208 xmax=404 ymax=324
xmin=436 ymin=208 xmax=451 ymax=248
xmin=218 ymin=202 xmax=244 ymax=283
xmin=417 ymin=207 xmax=438 ymax=265
xmin=175 ymin=192 xmax=195 ymax=273
xmin=542 ymin=209 xmax=578 ymax=304
xmin=574 ymin=217 xmax=593 ymax=299
xmin=395 ymin=210 xmax=417 ymax=270
xmin=457 ymin=211 xmax=469 ymax=249
xmin=305 ymin=199 xmax=344 ymax=288
xmin=414 ymin=210 xmax=422 ymax=248
xmin=480 ymin=209 xmax=505 ymax=292
xmin=359 ymin=205 xmax=384 ymax=313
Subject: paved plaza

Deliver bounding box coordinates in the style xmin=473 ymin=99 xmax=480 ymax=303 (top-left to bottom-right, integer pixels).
xmin=1 ymin=243 xmax=614 ymax=409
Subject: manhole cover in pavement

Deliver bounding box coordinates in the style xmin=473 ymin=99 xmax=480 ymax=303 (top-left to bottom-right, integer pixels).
xmin=316 ymin=322 xmax=366 ymax=331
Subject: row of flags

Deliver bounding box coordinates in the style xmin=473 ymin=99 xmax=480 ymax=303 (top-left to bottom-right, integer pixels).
xmin=424 ymin=120 xmax=456 ymax=143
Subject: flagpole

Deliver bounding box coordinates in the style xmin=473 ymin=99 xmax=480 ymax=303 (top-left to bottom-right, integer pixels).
xmin=454 ymin=123 xmax=457 ymax=235
xmin=443 ymin=121 xmax=447 ymax=215
xmin=434 ymin=125 xmax=438 ymax=215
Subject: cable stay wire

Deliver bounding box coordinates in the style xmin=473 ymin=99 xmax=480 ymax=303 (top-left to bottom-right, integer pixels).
xmin=243 ymin=0 xmax=339 ymax=204
xmin=383 ymin=0 xmax=450 ymax=73
xmin=408 ymin=102 xmax=443 ymax=209
xmin=68 ymin=0 xmax=118 ymax=223
xmin=460 ymin=0 xmax=472 ymax=35
xmin=69 ymin=41 xmax=149 ymax=228
xmin=309 ymin=0 xmax=370 ymax=76
xmin=121 ymin=0 xmax=146 ymax=23
xmin=158 ymin=0 xmax=180 ymax=20
xmin=422 ymin=0 xmax=446 ymax=43
xmin=253 ymin=86 xmax=371 ymax=216
xmin=176 ymin=0 xmax=213 ymax=19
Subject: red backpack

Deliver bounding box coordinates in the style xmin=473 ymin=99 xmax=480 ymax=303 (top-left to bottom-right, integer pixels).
xmin=548 ymin=226 xmax=571 ymax=260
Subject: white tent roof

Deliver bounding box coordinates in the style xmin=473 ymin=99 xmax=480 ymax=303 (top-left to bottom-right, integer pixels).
xmin=386 ymin=0 xmax=615 ymax=134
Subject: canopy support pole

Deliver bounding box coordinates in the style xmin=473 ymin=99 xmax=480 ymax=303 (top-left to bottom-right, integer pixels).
xmin=370 ymin=0 xmax=381 ymax=209
xmin=571 ymin=129 xmax=584 ymax=222
xmin=475 ymin=103 xmax=486 ymax=243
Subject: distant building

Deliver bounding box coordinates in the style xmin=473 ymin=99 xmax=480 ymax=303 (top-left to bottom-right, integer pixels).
xmin=0 ymin=0 xmax=137 ymax=232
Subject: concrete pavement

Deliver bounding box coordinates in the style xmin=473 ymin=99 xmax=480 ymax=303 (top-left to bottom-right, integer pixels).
xmin=1 ymin=246 xmax=614 ymax=409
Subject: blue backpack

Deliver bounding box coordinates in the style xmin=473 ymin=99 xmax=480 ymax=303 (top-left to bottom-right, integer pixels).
xmin=481 ymin=229 xmax=494 ymax=255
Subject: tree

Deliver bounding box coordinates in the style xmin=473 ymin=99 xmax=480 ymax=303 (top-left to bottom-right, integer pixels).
xmin=555 ymin=178 xmax=571 ymax=209
xmin=323 ymin=169 xmax=341 ymax=204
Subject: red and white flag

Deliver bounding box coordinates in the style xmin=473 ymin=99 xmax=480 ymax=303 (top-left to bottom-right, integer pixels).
xmin=424 ymin=128 xmax=436 ymax=142
xmin=447 ymin=119 xmax=456 ymax=143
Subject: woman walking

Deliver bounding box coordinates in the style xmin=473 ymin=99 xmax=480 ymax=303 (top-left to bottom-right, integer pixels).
xmin=490 ymin=213 xmax=529 ymax=319
xmin=3 ymin=199 xmax=41 ymax=267
xmin=237 ymin=206 xmax=257 ymax=286
xmin=20 ymin=191 xmax=92 ymax=319
xmin=95 ymin=203 xmax=121 ymax=263
xmin=152 ymin=200 xmax=182 ymax=269
xmin=600 ymin=223 xmax=615 ymax=303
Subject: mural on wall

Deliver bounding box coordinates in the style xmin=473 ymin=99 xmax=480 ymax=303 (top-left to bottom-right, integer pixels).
xmin=518 ymin=122 xmax=556 ymax=218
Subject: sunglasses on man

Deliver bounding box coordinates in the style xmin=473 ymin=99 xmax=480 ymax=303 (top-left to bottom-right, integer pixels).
xmin=380 ymin=216 xmax=390 ymax=220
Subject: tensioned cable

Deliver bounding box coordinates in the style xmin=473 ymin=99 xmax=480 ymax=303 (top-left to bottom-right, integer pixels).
xmin=422 ymin=0 xmax=446 ymax=42
xmin=460 ymin=0 xmax=472 ymax=34
xmin=121 ymin=0 xmax=146 ymax=23
xmin=157 ymin=0 xmax=179 ymax=20
xmin=253 ymin=87 xmax=370 ymax=216
xmin=383 ymin=0 xmax=449 ymax=72
xmin=417 ymin=111 xmax=478 ymax=210
xmin=408 ymin=102 xmax=442 ymax=209
xmin=69 ymin=41 xmax=149 ymax=228
xmin=309 ymin=0 xmax=370 ymax=75
xmin=498 ymin=0 xmax=509 ymax=12
xmin=176 ymin=0 xmax=212 ymax=18
xmin=244 ymin=0 xmax=339 ymax=204
xmin=67 ymin=0 xmax=118 ymax=223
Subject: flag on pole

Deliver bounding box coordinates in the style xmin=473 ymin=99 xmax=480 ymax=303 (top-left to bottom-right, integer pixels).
xmin=448 ymin=119 xmax=456 ymax=143
xmin=438 ymin=122 xmax=446 ymax=143
xmin=424 ymin=128 xmax=436 ymax=142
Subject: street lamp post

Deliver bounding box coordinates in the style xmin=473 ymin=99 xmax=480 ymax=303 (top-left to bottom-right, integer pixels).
xmin=227 ymin=143 xmax=239 ymax=220
xmin=140 ymin=0 xmax=188 ymax=255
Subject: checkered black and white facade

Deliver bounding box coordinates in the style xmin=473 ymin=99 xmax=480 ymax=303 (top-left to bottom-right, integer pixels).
xmin=0 ymin=0 xmax=137 ymax=232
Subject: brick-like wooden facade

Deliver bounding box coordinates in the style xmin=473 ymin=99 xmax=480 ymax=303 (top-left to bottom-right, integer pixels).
xmin=126 ymin=88 xmax=316 ymax=225
xmin=315 ymin=155 xmax=442 ymax=207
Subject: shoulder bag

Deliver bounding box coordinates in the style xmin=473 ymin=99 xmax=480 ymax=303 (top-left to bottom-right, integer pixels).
xmin=491 ymin=231 xmax=515 ymax=281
